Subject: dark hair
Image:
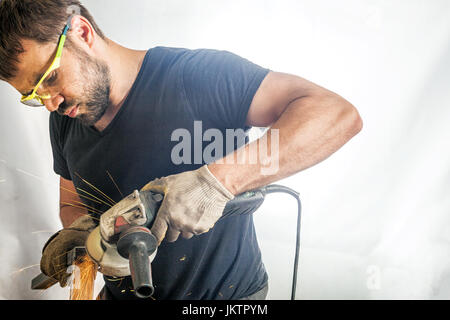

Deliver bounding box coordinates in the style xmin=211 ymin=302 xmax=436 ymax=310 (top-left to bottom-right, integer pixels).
xmin=0 ymin=0 xmax=105 ymax=81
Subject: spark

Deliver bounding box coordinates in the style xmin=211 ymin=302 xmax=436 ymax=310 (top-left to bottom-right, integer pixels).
xmin=31 ymin=230 xmax=54 ymax=234
xmin=11 ymin=264 xmax=40 ymax=277
xmin=60 ymin=202 xmax=101 ymax=219
xmin=15 ymin=168 xmax=48 ymax=182
xmin=107 ymin=170 xmax=124 ymax=199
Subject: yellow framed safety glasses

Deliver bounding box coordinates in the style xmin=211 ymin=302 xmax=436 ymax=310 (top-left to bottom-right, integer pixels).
xmin=20 ymin=16 xmax=73 ymax=107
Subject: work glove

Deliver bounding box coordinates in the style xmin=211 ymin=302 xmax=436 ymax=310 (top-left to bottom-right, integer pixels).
xmin=141 ymin=165 xmax=235 ymax=244
xmin=40 ymin=215 xmax=97 ymax=287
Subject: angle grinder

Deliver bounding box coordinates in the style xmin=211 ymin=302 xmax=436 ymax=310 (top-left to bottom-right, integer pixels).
xmin=85 ymin=188 xmax=266 ymax=299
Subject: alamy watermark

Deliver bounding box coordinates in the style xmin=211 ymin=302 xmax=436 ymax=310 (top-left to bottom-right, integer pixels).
xmin=171 ymin=121 xmax=279 ymax=175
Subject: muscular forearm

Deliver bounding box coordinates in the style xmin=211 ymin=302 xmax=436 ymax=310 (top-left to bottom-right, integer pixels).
xmin=208 ymin=94 xmax=363 ymax=195
xmin=60 ymin=205 xmax=89 ymax=228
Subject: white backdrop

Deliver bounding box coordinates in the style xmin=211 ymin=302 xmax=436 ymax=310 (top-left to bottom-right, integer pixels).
xmin=0 ymin=0 xmax=449 ymax=300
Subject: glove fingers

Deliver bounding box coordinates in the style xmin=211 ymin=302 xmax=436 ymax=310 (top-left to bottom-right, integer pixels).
xmin=166 ymin=228 xmax=181 ymax=242
xmin=150 ymin=216 xmax=168 ymax=246
xmin=181 ymin=231 xmax=194 ymax=240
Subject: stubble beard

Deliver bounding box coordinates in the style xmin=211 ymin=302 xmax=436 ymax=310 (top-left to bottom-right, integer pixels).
xmin=77 ymin=54 xmax=111 ymax=127
xmin=58 ymin=45 xmax=112 ymax=127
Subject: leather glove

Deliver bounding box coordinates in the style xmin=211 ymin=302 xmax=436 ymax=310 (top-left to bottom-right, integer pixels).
xmin=40 ymin=215 xmax=97 ymax=287
xmin=141 ymin=165 xmax=235 ymax=244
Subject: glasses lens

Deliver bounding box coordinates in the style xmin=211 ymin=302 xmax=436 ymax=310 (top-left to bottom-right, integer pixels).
xmin=21 ymin=98 xmax=44 ymax=107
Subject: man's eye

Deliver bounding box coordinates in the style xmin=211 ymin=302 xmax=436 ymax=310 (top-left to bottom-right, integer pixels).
xmin=45 ymin=71 xmax=58 ymax=85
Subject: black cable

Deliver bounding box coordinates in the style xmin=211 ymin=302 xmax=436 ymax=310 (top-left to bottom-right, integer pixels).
xmin=261 ymin=184 xmax=302 ymax=300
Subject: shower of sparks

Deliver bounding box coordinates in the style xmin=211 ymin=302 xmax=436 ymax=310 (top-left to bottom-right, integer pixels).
xmin=75 ymin=172 xmax=116 ymax=206
xmin=59 ymin=203 xmax=101 ymax=221
xmin=69 ymin=255 xmax=97 ymax=300
xmin=14 ymin=168 xmax=106 ymax=206
xmin=76 ymin=187 xmax=113 ymax=208
xmin=71 ymin=200 xmax=104 ymax=216
xmin=7 ymin=166 xmax=127 ymax=300
xmin=60 ymin=185 xmax=102 ymax=205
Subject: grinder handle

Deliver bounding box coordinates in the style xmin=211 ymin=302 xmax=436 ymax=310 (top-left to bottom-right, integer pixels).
xmin=221 ymin=189 xmax=266 ymax=219
xmin=117 ymin=226 xmax=157 ymax=299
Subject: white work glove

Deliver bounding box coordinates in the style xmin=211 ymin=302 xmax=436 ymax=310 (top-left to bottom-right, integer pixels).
xmin=141 ymin=165 xmax=235 ymax=244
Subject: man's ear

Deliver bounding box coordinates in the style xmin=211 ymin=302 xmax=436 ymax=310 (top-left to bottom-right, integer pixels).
xmin=68 ymin=15 xmax=96 ymax=50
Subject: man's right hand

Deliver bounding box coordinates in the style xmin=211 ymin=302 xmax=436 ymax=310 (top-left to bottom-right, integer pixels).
xmin=40 ymin=215 xmax=97 ymax=287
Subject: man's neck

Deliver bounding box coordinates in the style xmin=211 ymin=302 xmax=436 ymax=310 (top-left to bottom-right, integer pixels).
xmin=93 ymin=40 xmax=147 ymax=132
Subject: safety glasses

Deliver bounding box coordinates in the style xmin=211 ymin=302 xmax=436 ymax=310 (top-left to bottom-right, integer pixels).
xmin=20 ymin=16 xmax=73 ymax=107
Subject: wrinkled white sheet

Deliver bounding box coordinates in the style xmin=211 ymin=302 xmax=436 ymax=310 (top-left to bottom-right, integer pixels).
xmin=0 ymin=0 xmax=449 ymax=299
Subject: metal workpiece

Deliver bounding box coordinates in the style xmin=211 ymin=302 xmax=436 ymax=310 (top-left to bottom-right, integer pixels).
xmin=31 ymin=272 xmax=58 ymax=290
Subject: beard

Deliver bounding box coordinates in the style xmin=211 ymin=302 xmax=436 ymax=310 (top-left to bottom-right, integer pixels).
xmin=57 ymin=47 xmax=111 ymax=127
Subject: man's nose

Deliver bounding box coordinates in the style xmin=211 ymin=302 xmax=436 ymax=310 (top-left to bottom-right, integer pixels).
xmin=43 ymin=95 xmax=64 ymax=112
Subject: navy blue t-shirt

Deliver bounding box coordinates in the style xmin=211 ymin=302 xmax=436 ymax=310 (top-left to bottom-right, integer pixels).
xmin=49 ymin=46 xmax=270 ymax=300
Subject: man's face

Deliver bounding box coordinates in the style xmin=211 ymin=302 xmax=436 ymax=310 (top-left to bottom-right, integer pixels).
xmin=10 ymin=39 xmax=111 ymax=127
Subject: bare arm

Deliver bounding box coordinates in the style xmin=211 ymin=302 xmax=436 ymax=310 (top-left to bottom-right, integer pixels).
xmin=59 ymin=176 xmax=88 ymax=228
xmin=208 ymin=71 xmax=363 ymax=194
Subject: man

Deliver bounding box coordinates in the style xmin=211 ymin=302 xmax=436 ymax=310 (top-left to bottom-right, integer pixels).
xmin=0 ymin=0 xmax=362 ymax=300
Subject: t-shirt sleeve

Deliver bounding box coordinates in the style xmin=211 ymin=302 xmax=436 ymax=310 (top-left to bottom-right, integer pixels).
xmin=182 ymin=49 xmax=270 ymax=129
xmin=49 ymin=113 xmax=71 ymax=180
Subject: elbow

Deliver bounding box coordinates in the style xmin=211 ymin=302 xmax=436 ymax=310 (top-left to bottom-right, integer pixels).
xmin=348 ymin=103 xmax=363 ymax=136
xmin=312 ymin=91 xmax=363 ymax=137
xmin=337 ymin=98 xmax=363 ymax=138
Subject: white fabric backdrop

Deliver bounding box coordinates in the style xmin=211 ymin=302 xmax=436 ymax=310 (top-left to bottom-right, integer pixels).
xmin=0 ymin=0 xmax=449 ymax=299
